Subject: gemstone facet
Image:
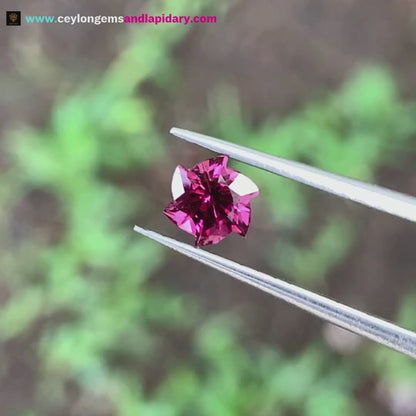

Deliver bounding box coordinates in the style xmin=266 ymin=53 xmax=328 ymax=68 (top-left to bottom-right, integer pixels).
xmin=164 ymin=155 xmax=259 ymax=246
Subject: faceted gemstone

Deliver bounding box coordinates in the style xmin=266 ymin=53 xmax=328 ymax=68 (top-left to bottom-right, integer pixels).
xmin=164 ymin=155 xmax=259 ymax=246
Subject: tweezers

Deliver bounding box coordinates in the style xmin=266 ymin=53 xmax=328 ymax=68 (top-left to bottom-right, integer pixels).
xmin=134 ymin=127 xmax=416 ymax=359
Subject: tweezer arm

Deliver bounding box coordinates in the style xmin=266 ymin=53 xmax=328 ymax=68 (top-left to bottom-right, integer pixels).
xmin=134 ymin=226 xmax=416 ymax=359
xmin=170 ymin=128 xmax=416 ymax=223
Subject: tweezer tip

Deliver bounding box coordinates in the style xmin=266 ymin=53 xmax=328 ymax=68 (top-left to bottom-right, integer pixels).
xmin=133 ymin=225 xmax=166 ymax=244
xmin=170 ymin=127 xmax=197 ymax=141
xmin=169 ymin=127 xmax=182 ymax=136
xmin=133 ymin=225 xmax=148 ymax=236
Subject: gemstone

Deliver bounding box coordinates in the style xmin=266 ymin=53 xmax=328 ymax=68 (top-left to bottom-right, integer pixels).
xmin=164 ymin=155 xmax=259 ymax=246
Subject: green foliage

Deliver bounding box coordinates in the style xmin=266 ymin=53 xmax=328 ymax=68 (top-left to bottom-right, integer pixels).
xmin=1 ymin=0 xmax=229 ymax=414
xmin=205 ymin=68 xmax=416 ymax=411
xmin=208 ymin=68 xmax=416 ymax=286
xmin=270 ymin=217 xmax=354 ymax=285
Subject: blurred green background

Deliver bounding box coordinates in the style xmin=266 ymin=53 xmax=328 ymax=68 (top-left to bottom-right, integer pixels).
xmin=1 ymin=0 xmax=416 ymax=415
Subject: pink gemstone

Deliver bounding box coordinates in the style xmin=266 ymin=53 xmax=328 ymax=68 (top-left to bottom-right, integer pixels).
xmin=164 ymin=155 xmax=259 ymax=246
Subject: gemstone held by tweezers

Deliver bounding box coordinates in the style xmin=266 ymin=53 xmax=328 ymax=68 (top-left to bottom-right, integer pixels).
xmin=164 ymin=155 xmax=259 ymax=246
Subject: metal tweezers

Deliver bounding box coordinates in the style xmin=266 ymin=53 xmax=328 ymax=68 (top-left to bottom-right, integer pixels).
xmin=134 ymin=127 xmax=416 ymax=359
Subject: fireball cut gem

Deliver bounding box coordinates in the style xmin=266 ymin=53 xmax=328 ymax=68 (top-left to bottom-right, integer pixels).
xmin=164 ymin=155 xmax=259 ymax=246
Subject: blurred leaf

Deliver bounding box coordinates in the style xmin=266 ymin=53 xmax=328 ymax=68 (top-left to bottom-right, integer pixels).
xmin=0 ymin=286 xmax=44 ymax=340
